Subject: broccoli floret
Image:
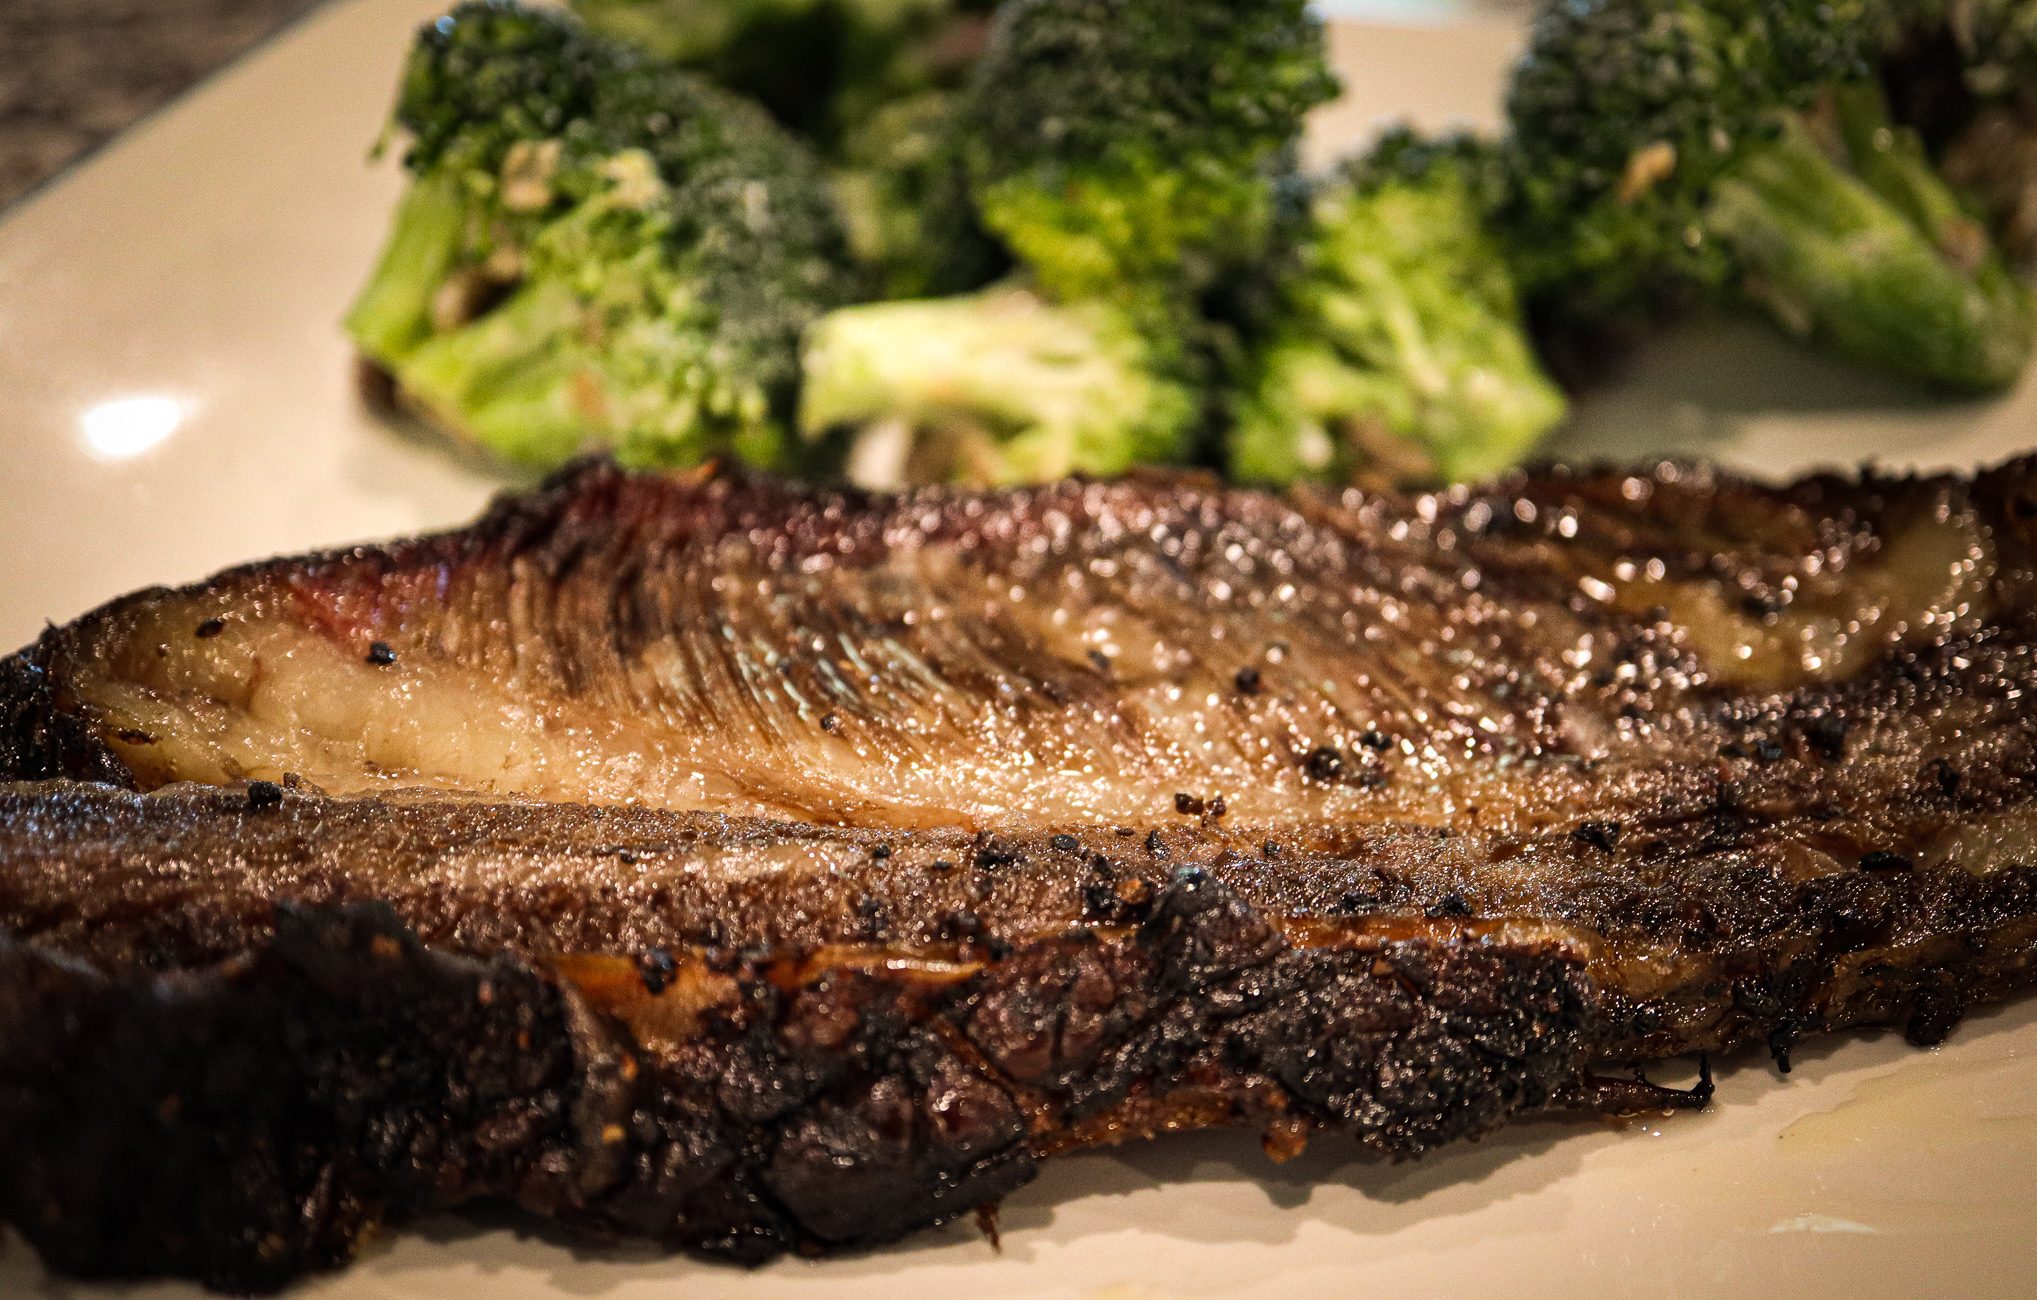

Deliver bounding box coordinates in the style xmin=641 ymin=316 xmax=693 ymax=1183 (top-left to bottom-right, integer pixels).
xmin=1709 ymin=82 xmax=2034 ymax=390
xmin=1505 ymin=0 xmax=2034 ymax=392
xmin=796 ymin=0 xmax=1331 ymax=486
xmin=1504 ymin=0 xmax=1882 ymax=314
xmin=1229 ymin=134 xmax=1568 ymax=486
xmin=1954 ymin=0 xmax=2037 ymax=96
xmin=827 ymin=0 xmax=999 ymax=133
xmin=799 ymin=284 xmax=1202 ymax=486
xmin=1899 ymin=0 xmax=2037 ymax=276
xmin=830 ymin=90 xmax=1008 ymax=298
xmin=569 ymin=0 xmax=992 ymax=142
xmin=958 ymin=0 xmax=1338 ymax=301
xmin=566 ymin=0 xmax=849 ymax=132
xmin=345 ymin=2 xmax=857 ymax=471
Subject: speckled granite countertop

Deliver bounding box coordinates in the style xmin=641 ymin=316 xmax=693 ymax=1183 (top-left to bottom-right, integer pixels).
xmin=0 ymin=0 xmax=326 ymax=210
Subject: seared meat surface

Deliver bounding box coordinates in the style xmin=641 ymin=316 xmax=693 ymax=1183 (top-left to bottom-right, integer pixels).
xmin=7 ymin=459 xmax=2009 ymax=829
xmin=5 ymin=459 xmax=2037 ymax=1291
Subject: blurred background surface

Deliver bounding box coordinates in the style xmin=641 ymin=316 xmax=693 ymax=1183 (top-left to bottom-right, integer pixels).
xmin=2 ymin=0 xmax=324 ymax=207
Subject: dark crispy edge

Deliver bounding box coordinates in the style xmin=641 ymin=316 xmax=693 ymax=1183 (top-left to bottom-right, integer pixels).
xmin=0 ymin=905 xmax=609 ymax=1293
xmin=2 ymin=872 xmax=1614 ymax=1293
xmin=0 ymin=654 xmax=133 ymax=787
xmin=13 ymin=808 xmax=2037 ymax=1292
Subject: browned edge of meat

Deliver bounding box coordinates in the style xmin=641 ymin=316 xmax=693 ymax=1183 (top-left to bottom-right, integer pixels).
xmin=8 ymin=774 xmax=2037 ymax=1293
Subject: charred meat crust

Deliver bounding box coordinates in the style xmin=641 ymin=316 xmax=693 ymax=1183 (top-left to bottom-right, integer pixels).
xmin=8 ymin=458 xmax=2037 ymax=1289
xmin=0 ymin=905 xmax=604 ymax=1293
xmin=6 ymin=786 xmax=2037 ymax=1292
xmin=2 ymin=877 xmax=1598 ymax=1293
xmin=0 ymin=654 xmax=132 ymax=788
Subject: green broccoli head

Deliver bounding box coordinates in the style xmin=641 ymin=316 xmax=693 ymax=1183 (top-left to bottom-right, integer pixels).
xmin=959 ymin=0 xmax=1338 ymax=301
xmin=1708 ymin=82 xmax=2035 ymax=392
xmin=1952 ymin=0 xmax=2037 ymax=96
xmin=568 ymin=0 xmax=992 ymax=141
xmin=345 ymin=2 xmax=857 ymax=471
xmin=1230 ymin=132 xmax=1568 ymax=486
xmin=831 ymin=90 xmax=1009 ymax=299
xmin=1505 ymin=0 xmax=2033 ymax=391
xmin=1916 ymin=0 xmax=2037 ymax=277
xmin=1503 ymin=0 xmax=1887 ymax=314
xmin=565 ymin=0 xmax=850 ymax=132
xmin=799 ymin=284 xmax=1203 ymax=486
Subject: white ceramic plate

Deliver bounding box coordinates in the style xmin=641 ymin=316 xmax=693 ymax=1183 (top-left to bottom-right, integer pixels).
xmin=4 ymin=3 xmax=2037 ymax=1296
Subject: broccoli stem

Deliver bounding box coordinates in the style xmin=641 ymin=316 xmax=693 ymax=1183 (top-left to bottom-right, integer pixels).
xmin=344 ymin=173 xmax=472 ymax=369
xmin=396 ymin=277 xmax=598 ymax=466
xmin=799 ymin=285 xmax=1196 ymax=487
xmin=1707 ymin=87 xmax=2036 ymax=393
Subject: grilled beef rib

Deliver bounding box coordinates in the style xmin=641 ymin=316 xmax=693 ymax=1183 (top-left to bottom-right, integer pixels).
xmin=4 ymin=459 xmax=2037 ymax=1291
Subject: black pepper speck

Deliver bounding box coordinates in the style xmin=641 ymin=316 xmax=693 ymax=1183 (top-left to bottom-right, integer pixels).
xmin=1930 ymin=758 xmax=1963 ymax=797
xmin=1571 ymin=821 xmax=1620 ymax=853
xmin=974 ymin=838 xmax=1018 ymax=870
xmin=1805 ymin=714 xmax=1849 ymax=761
xmin=638 ymin=949 xmax=676 ymax=995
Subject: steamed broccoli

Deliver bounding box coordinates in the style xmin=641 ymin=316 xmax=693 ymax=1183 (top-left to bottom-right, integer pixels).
xmin=1708 ymin=81 xmax=2034 ymax=390
xmin=1230 ymin=134 xmax=1568 ymax=485
xmin=1907 ymin=0 xmax=2037 ymax=277
xmin=345 ymin=2 xmax=857 ymax=471
xmin=798 ymin=0 xmax=1334 ymax=486
xmin=1952 ymin=0 xmax=2037 ymax=95
xmin=565 ymin=0 xmax=847 ymax=132
xmin=830 ymin=90 xmax=1008 ymax=298
xmin=1504 ymin=0 xmax=2034 ymax=392
xmin=568 ymin=0 xmax=992 ymax=142
xmin=800 ymin=285 xmax=1201 ymax=486
xmin=958 ymin=0 xmax=1338 ymax=300
xmin=567 ymin=0 xmax=1006 ymax=294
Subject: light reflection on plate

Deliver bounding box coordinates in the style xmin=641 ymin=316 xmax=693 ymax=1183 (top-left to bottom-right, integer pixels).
xmin=79 ymin=393 xmax=191 ymax=462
